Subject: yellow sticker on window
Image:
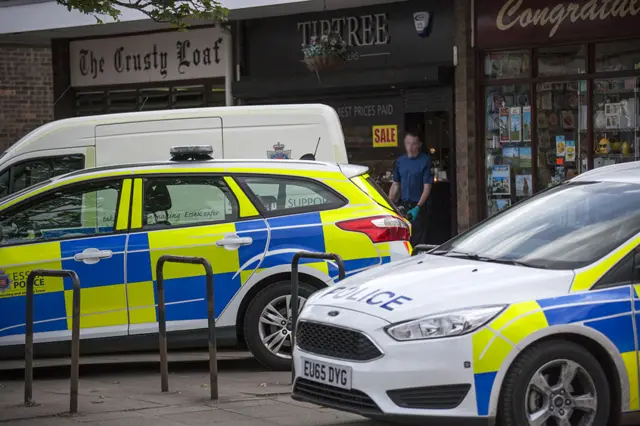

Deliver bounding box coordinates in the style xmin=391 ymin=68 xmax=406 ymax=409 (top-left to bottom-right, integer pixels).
xmin=372 ymin=125 xmax=398 ymax=148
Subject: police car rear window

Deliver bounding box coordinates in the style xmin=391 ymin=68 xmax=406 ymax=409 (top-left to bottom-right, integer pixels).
xmin=236 ymin=176 xmax=345 ymax=215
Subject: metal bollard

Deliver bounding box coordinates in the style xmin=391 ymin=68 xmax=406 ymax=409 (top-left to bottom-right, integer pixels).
xmin=411 ymin=244 xmax=438 ymax=256
xmin=156 ymin=255 xmax=217 ymax=400
xmin=25 ymin=269 xmax=81 ymax=413
xmin=290 ymin=252 xmax=346 ymax=383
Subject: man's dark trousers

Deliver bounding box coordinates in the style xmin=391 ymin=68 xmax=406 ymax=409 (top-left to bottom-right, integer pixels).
xmin=399 ymin=200 xmax=431 ymax=247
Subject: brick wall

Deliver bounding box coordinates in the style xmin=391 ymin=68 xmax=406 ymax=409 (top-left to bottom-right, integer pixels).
xmin=453 ymin=0 xmax=479 ymax=232
xmin=0 ymin=45 xmax=54 ymax=151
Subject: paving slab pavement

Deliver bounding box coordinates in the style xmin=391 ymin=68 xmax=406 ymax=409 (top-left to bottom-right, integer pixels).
xmin=0 ymin=351 xmax=383 ymax=426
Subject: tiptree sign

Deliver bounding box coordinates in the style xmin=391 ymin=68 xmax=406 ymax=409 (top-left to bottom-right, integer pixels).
xmin=69 ymin=27 xmax=228 ymax=87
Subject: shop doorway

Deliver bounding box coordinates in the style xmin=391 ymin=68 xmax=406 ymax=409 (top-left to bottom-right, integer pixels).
xmin=405 ymin=111 xmax=454 ymax=245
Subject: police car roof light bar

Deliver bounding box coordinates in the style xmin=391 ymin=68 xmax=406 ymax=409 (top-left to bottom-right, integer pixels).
xmin=170 ymin=145 xmax=214 ymax=161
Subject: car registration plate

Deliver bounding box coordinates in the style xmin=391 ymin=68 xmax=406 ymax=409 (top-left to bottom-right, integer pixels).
xmin=300 ymin=357 xmax=352 ymax=390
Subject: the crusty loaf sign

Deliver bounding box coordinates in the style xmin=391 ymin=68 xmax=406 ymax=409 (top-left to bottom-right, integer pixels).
xmin=476 ymin=0 xmax=640 ymax=48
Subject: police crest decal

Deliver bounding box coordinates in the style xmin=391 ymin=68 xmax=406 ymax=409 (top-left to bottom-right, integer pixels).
xmin=0 ymin=270 xmax=10 ymax=294
xmin=267 ymin=142 xmax=291 ymax=160
xmin=413 ymin=11 xmax=432 ymax=38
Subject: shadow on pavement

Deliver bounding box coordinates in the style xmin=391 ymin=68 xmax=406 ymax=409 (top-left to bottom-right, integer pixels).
xmin=0 ymin=354 xmax=266 ymax=381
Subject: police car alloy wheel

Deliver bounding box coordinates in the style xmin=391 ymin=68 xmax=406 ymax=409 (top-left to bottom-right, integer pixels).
xmin=500 ymin=340 xmax=609 ymax=426
xmin=244 ymin=280 xmax=316 ymax=371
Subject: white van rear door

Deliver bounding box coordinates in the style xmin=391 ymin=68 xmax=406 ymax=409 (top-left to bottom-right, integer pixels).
xmin=95 ymin=117 xmax=223 ymax=166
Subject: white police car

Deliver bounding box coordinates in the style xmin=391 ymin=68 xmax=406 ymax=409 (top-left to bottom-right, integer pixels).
xmin=292 ymin=162 xmax=640 ymax=426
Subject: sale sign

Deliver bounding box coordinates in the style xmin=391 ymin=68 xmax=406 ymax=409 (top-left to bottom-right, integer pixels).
xmin=372 ymin=125 xmax=398 ymax=148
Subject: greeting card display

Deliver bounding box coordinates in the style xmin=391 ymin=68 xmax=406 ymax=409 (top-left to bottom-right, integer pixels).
xmin=509 ymin=107 xmax=522 ymax=142
xmin=522 ymin=106 xmax=532 ymax=142
xmin=499 ymin=108 xmax=510 ymax=142
xmin=562 ymin=110 xmax=574 ymax=129
xmin=515 ymin=174 xmax=532 ymax=197
xmin=501 ymin=145 xmax=519 ymax=166
xmin=491 ymin=165 xmax=511 ymax=195
xmin=519 ymin=146 xmax=532 ymax=168
xmin=556 ymin=135 xmax=566 ymax=157
xmin=495 ymin=199 xmax=511 ymax=212
xmin=565 ymin=140 xmax=576 ymax=162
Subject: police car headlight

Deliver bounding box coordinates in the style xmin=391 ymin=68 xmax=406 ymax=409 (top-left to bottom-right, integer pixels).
xmin=385 ymin=305 xmax=506 ymax=341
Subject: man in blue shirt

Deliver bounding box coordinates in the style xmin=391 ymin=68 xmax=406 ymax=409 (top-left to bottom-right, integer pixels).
xmin=389 ymin=130 xmax=434 ymax=246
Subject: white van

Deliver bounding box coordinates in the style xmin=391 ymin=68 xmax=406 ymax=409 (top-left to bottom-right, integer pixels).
xmin=0 ymin=104 xmax=347 ymax=198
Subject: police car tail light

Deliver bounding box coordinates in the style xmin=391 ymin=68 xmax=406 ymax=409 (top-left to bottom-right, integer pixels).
xmin=385 ymin=305 xmax=506 ymax=341
xmin=336 ymin=215 xmax=410 ymax=243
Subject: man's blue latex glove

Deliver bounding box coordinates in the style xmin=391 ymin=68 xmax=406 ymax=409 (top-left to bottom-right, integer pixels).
xmin=407 ymin=206 xmax=420 ymax=221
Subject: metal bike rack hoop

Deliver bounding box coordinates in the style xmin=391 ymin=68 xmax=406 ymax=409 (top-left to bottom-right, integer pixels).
xmin=290 ymin=251 xmax=346 ymax=383
xmin=156 ymin=255 xmax=218 ymax=400
xmin=25 ymin=269 xmax=81 ymax=413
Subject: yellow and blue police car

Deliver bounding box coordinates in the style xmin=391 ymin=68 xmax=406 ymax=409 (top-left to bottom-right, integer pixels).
xmin=0 ymin=146 xmax=411 ymax=370
xmin=292 ymin=162 xmax=640 ymax=425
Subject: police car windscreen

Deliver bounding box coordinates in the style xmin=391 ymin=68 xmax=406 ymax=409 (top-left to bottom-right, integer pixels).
xmin=436 ymin=181 xmax=640 ymax=270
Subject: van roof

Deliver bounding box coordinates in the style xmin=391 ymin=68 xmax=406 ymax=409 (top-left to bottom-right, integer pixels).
xmin=4 ymin=104 xmax=339 ymax=157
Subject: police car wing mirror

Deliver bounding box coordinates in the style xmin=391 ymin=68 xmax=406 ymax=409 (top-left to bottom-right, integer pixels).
xmin=412 ymin=244 xmax=438 ymax=256
xmin=170 ymin=145 xmax=214 ymax=161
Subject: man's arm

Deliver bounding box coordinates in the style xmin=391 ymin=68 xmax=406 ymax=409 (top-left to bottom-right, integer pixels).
xmin=416 ymin=183 xmax=432 ymax=207
xmin=389 ymin=159 xmax=401 ymax=203
xmin=417 ymin=155 xmax=434 ymax=207
xmin=389 ymin=182 xmax=401 ymax=203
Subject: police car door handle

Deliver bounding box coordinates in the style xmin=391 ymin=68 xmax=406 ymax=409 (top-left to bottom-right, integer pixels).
xmin=216 ymin=235 xmax=253 ymax=250
xmin=73 ymin=248 xmax=113 ymax=265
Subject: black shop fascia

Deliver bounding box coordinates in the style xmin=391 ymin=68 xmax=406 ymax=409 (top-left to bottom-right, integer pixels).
xmin=234 ymin=0 xmax=457 ymax=244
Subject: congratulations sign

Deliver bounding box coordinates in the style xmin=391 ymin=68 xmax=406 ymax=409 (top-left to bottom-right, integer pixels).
xmin=476 ymin=0 xmax=640 ymax=48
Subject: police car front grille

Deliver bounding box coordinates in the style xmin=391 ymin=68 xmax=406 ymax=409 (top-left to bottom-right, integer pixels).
xmin=387 ymin=383 xmax=471 ymax=409
xmin=293 ymin=378 xmax=382 ymax=414
xmin=296 ymin=321 xmax=382 ymax=361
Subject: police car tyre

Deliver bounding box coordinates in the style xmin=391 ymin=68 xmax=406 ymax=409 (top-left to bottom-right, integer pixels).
xmin=243 ymin=280 xmax=316 ymax=371
xmin=499 ymin=340 xmax=610 ymax=426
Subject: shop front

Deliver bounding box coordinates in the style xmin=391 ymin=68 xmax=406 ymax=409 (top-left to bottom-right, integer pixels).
xmin=476 ymin=0 xmax=640 ymax=218
xmin=54 ymin=26 xmax=230 ymax=118
xmin=234 ymin=0 xmax=456 ymax=242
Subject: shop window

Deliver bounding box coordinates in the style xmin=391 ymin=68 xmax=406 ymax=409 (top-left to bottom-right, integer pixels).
xmin=76 ymin=91 xmax=106 ymax=116
xmin=139 ymin=88 xmax=170 ymax=111
xmin=209 ymin=85 xmax=225 ymax=107
xmin=592 ymin=77 xmax=639 ymax=168
xmin=173 ymin=85 xmax=206 ymax=109
xmin=537 ymin=45 xmax=586 ymax=76
xmin=108 ymin=89 xmax=138 ymax=113
xmin=596 ymin=40 xmax=640 ymax=73
xmin=483 ymin=50 xmax=531 ymax=80
xmin=484 ymin=84 xmax=532 ymax=216
xmin=536 ymin=81 xmax=587 ymax=190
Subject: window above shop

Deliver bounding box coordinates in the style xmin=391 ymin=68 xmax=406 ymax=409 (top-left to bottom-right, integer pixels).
xmin=538 ymin=45 xmax=587 ymax=77
xmin=483 ymin=50 xmax=531 ymax=80
xmin=596 ymin=40 xmax=640 ymax=73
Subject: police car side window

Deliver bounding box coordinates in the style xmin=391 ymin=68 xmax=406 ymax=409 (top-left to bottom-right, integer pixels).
xmin=0 ymin=180 xmax=122 ymax=245
xmin=141 ymin=176 xmax=237 ymax=229
xmin=0 ymin=170 xmax=8 ymax=198
xmin=235 ymin=176 xmax=344 ymax=215
xmin=593 ymin=252 xmax=635 ymax=289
